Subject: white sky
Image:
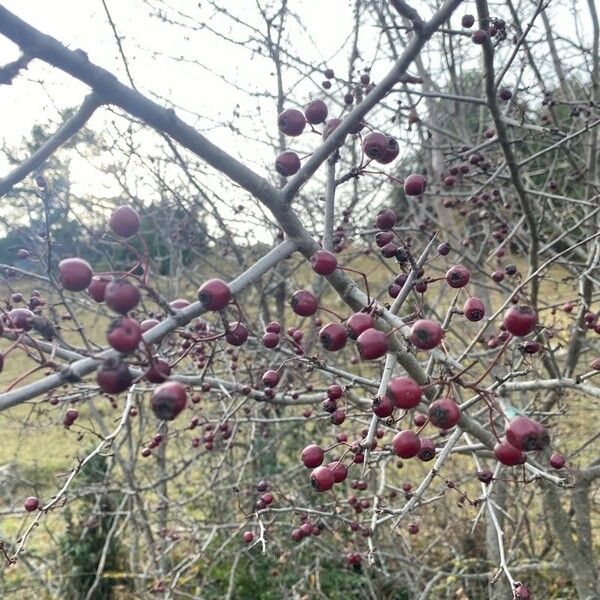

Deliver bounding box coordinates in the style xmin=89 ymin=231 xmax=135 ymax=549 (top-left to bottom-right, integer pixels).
xmin=0 ymin=0 xmax=592 ymax=238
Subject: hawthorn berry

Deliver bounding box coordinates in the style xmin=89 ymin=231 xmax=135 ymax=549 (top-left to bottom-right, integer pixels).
xmin=464 ymin=297 xmax=485 ymax=322
xmin=503 ymin=306 xmax=538 ymax=337
xmin=278 ymin=108 xmax=306 ymax=136
xmin=428 ymin=398 xmax=461 ymax=430
xmin=290 ymin=290 xmax=318 ymax=316
xmin=310 ymin=250 xmax=337 ymax=275
xmin=392 ymin=430 xmax=421 ymax=458
xmin=151 ymin=381 xmax=187 ymax=421
xmin=302 ymin=444 xmax=324 ymax=468
xmin=109 ymin=205 xmax=140 ymax=237
xmin=403 ymin=173 xmax=427 ymax=196
xmin=58 ymin=258 xmax=93 ymax=292
xmin=445 ymin=265 xmax=470 ymax=288
xmin=319 ymin=323 xmax=348 ymax=351
xmin=310 ymin=466 xmax=335 ymax=492
xmin=387 ymin=376 xmax=422 ymax=409
xmin=410 ymin=319 xmax=444 ymax=350
xmin=305 ymin=99 xmax=328 ymax=124
xmin=356 ymin=328 xmax=389 ymax=360
xmin=197 ymin=279 xmax=231 ymax=311
xmin=494 ymin=439 xmax=527 ymax=466
xmin=275 ymin=151 xmax=301 ymax=177
xmin=104 ymin=279 xmax=141 ymax=314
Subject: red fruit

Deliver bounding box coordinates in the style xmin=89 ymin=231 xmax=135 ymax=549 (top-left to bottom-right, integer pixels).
xmin=291 ymin=528 xmax=303 ymax=541
xmin=265 ymin=321 xmax=281 ymax=334
xmin=63 ymin=408 xmax=78 ymax=428
xmin=330 ymin=409 xmax=346 ymax=425
xmin=58 ymin=258 xmax=93 ymax=291
xmin=494 ymin=439 xmax=527 ymax=466
xmin=505 ymin=416 xmax=549 ymax=451
xmin=305 ymin=99 xmax=328 ymax=124
xmin=319 ymin=323 xmax=347 ymax=351
xmin=377 ymin=136 xmax=399 ymax=164
xmin=24 ymin=496 xmax=39 ymax=512
xmin=514 ymin=584 xmax=531 ymax=600
xmin=141 ymin=318 xmax=159 ymax=332
xmin=146 ymin=358 xmax=171 ymax=384
xmin=392 ymin=430 xmax=421 ymax=458
xmin=362 ymin=131 xmax=388 ymax=160
xmin=327 ymin=384 xmax=344 ymax=400
xmin=104 ymin=279 xmax=141 ymax=314
xmin=310 ymin=250 xmax=337 ymax=275
xmin=472 ymin=30 xmax=488 ymax=44
xmin=243 ymin=531 xmax=254 ymax=544
xmin=324 ymin=68 xmax=334 ymax=79
xmin=461 ymin=14 xmax=475 ymax=27
xmin=310 ymin=466 xmax=335 ymax=492
xmin=428 ymin=398 xmax=461 ymax=430
xmin=477 ymin=468 xmax=494 ymax=484
xmin=403 ymin=173 xmax=427 ymax=196
xmin=417 ymin=438 xmax=436 ymax=461
xmin=410 ymin=319 xmax=444 ymax=350
xmin=445 ymin=265 xmax=470 ymax=288
xmin=499 ymin=88 xmax=512 ymax=101
xmin=550 ymin=452 xmax=566 ymax=469
xmin=262 ymin=370 xmax=280 ymax=388
xmin=387 ymin=376 xmax=422 ymax=409
xmin=464 ymin=297 xmax=485 ymax=322
xmin=492 ymin=270 xmax=504 ymax=283
xmin=357 ymin=328 xmax=389 ymax=360
xmin=170 ymin=298 xmax=189 ymax=309
xmin=106 ymin=316 xmax=142 ymax=353
xmin=375 ymin=231 xmax=394 ymax=247
xmin=151 ymin=381 xmax=187 ymax=421
xmin=278 ymin=108 xmax=306 ymax=136
xmin=262 ymin=332 xmax=279 ymax=348
xmin=97 ymin=358 xmax=133 ymax=394
xmin=109 ymin=205 xmax=140 ymax=237
xmin=225 ymin=322 xmax=248 ymax=346
xmin=323 ymin=118 xmax=343 ymax=140
xmin=381 ymin=242 xmax=398 ymax=258
xmin=345 ymin=313 xmax=374 ymax=340
xmin=374 ymin=208 xmax=397 ymax=231
xmin=7 ymin=308 xmax=34 ymax=331
xmin=275 ymin=151 xmax=301 ymax=177
xmin=413 ymin=413 xmax=427 ymax=427
xmin=197 ymin=279 xmax=231 ymax=311
xmin=503 ymin=306 xmax=537 ymax=337
xmin=328 ymin=461 xmax=348 ymax=483
xmin=87 ymin=275 xmax=113 ymax=303
xmin=371 ymin=395 xmax=394 ymax=418
xmin=408 ymin=523 xmax=419 ymax=535
xmin=291 ymin=290 xmax=318 ymax=317
xmin=302 ymin=444 xmax=324 ymax=468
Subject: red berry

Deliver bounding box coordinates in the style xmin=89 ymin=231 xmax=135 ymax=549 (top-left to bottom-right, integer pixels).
xmin=305 ymin=99 xmax=328 ymax=124
xmin=357 ymin=328 xmax=389 ymax=360
xmin=403 ymin=173 xmax=427 ymax=196
xmin=319 ymin=323 xmax=348 ymax=351
xmin=362 ymin=131 xmax=388 ymax=161
xmin=549 ymin=452 xmax=566 ymax=469
xmin=499 ymin=88 xmax=512 ymax=101
xmin=243 ymin=531 xmax=254 ymax=544
xmin=87 ymin=275 xmax=113 ymax=303
xmin=503 ymin=306 xmax=537 ymax=337
xmin=63 ymin=408 xmax=78 ymax=428
xmin=377 ymin=136 xmax=399 ymax=164
xmin=328 ymin=461 xmax=348 ymax=483
xmin=445 ymin=265 xmax=470 ymax=288
xmin=505 ymin=416 xmax=549 ymax=451
xmin=428 ymin=398 xmax=461 ymax=430
xmin=310 ymin=466 xmax=335 ymax=492
xmin=327 ymin=384 xmax=344 ymax=400
xmin=302 ymin=444 xmax=324 ymax=468
xmin=477 ymin=468 xmax=494 ymax=484
xmin=515 ymin=584 xmax=531 ymax=600
xmin=262 ymin=370 xmax=280 ymax=388
xmin=262 ymin=332 xmax=279 ymax=348
xmin=345 ymin=313 xmax=374 ymax=340
xmin=58 ymin=258 xmax=93 ymax=292
xmin=464 ymin=297 xmax=485 ymax=322
xmin=392 ymin=430 xmax=421 ymax=458
xmin=197 ymin=279 xmax=231 ymax=311
xmin=371 ymin=395 xmax=395 ymax=418
xmin=225 ymin=322 xmax=248 ymax=346
xmin=461 ymin=14 xmax=475 ymax=27
xmin=417 ymin=438 xmax=436 ymax=461
xmin=7 ymin=308 xmax=34 ymax=331
xmin=106 ymin=316 xmax=142 ymax=353
xmin=494 ymin=439 xmax=527 ymax=466
xmin=310 ymin=250 xmax=337 ymax=275
xmin=323 ymin=118 xmax=343 ymax=140
xmin=151 ymin=381 xmax=187 ymax=421
xmin=387 ymin=376 xmax=422 ymax=409
xmin=374 ymin=208 xmax=397 ymax=231
xmin=472 ymin=30 xmax=488 ymax=44
xmin=278 ymin=108 xmax=306 ymax=136
xmin=275 ymin=151 xmax=301 ymax=177
xmin=413 ymin=413 xmax=427 ymax=427
xmin=141 ymin=318 xmax=160 ymax=332
xmin=410 ymin=319 xmax=444 ymax=350
xmin=104 ymin=279 xmax=141 ymax=314
xmin=290 ymin=290 xmax=318 ymax=317
xmin=146 ymin=358 xmax=171 ymax=384
xmin=24 ymin=496 xmax=40 ymax=512
xmin=97 ymin=358 xmax=133 ymax=394
xmin=109 ymin=205 xmax=140 ymax=237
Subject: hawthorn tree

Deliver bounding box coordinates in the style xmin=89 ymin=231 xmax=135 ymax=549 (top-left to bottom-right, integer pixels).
xmin=0 ymin=1 xmax=598 ymax=599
